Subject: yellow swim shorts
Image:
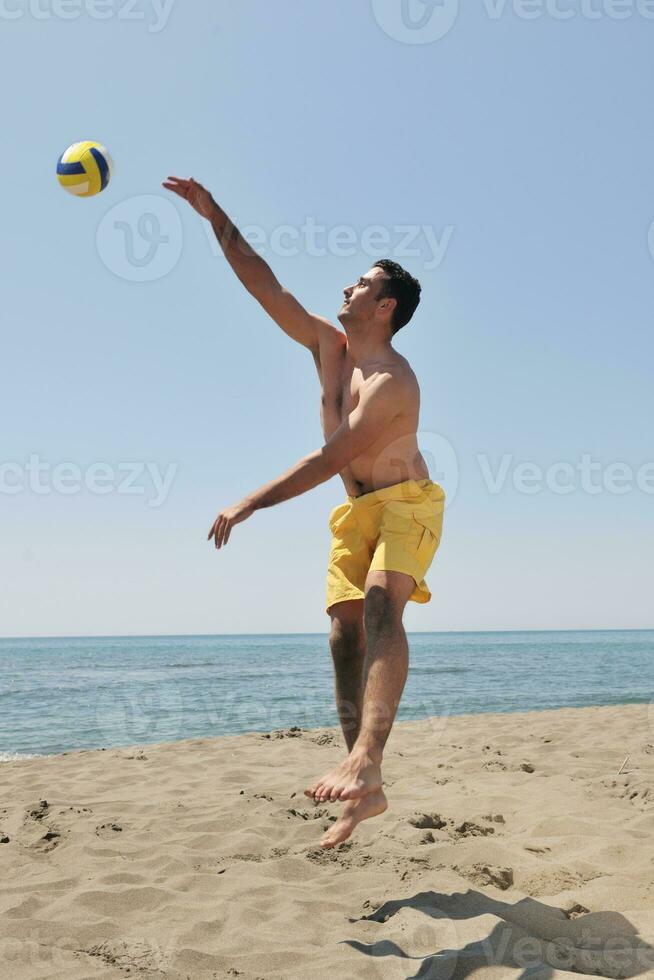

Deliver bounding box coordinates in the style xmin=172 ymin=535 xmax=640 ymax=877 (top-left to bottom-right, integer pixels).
xmin=325 ymin=478 xmax=446 ymax=613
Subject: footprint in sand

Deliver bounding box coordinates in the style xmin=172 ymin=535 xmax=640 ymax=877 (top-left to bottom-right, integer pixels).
xmin=452 ymin=819 xmax=496 ymax=839
xmin=564 ymin=902 xmax=591 ymax=919
xmin=84 ymin=939 xmax=171 ymax=974
xmin=22 ymin=800 xmax=62 ymax=851
xmin=261 ymin=726 xmax=303 ymax=740
xmin=453 ymin=862 xmax=514 ymax=890
xmin=482 ymin=759 xmax=508 ymax=772
xmin=26 ymin=799 xmax=49 ymax=822
xmin=286 ymin=807 xmax=334 ymax=822
xmin=408 ymin=812 xmax=447 ymax=830
xmin=95 ymin=822 xmax=123 ymax=838
xmin=312 ymin=732 xmax=337 ymax=746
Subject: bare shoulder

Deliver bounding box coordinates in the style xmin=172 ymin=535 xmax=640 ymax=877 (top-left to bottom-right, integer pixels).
xmin=311 ymin=315 xmax=347 ymax=350
xmin=390 ymin=349 xmax=419 ymax=385
xmin=367 ymin=350 xmax=419 ymax=401
xmin=308 ymin=314 xmax=347 ymax=380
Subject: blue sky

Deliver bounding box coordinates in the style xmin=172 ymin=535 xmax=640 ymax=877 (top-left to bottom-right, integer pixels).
xmin=1 ymin=0 xmax=652 ymax=636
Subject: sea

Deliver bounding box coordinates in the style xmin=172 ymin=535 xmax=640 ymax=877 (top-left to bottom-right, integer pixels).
xmin=0 ymin=630 xmax=652 ymax=760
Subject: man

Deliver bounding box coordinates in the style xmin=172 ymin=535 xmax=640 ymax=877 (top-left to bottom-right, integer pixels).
xmin=163 ymin=177 xmax=446 ymax=848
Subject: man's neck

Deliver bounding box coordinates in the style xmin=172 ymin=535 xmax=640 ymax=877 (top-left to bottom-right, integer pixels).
xmin=344 ymin=330 xmax=394 ymax=369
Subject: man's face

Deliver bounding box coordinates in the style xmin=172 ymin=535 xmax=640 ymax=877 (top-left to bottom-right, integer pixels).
xmin=338 ymin=267 xmax=390 ymax=327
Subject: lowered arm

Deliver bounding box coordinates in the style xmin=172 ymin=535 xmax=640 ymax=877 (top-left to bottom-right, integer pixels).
xmin=207 ymin=373 xmax=405 ymax=548
xmin=244 ymin=374 xmax=402 ymax=512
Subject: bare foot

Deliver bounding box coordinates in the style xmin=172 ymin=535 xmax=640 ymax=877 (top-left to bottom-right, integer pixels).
xmin=320 ymin=789 xmax=388 ymax=849
xmin=305 ymin=751 xmax=382 ymax=803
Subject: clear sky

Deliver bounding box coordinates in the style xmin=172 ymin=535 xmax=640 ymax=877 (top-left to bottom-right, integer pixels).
xmin=1 ymin=0 xmax=652 ymax=636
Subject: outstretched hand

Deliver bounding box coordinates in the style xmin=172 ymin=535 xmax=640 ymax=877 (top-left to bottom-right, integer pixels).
xmin=163 ymin=176 xmax=215 ymax=219
xmin=207 ymin=500 xmax=255 ymax=550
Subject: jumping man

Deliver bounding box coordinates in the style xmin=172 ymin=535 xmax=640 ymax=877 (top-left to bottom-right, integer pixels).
xmin=163 ymin=177 xmax=446 ymax=848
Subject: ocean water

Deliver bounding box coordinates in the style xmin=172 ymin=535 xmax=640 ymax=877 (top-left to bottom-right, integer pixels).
xmin=0 ymin=630 xmax=652 ymax=759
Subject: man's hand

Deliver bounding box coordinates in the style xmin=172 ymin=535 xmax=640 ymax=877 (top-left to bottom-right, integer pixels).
xmin=162 ymin=174 xmax=343 ymax=360
xmin=163 ymin=176 xmax=215 ymax=219
xmin=207 ymin=499 xmax=255 ymax=550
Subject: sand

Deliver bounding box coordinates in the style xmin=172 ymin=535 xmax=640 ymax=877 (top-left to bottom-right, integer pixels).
xmin=1 ymin=703 xmax=654 ymax=979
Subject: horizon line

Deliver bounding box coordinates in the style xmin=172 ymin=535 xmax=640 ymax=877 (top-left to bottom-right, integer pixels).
xmin=1 ymin=627 xmax=653 ymax=642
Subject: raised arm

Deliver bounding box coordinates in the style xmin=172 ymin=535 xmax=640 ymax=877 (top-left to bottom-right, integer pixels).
xmin=163 ymin=176 xmax=341 ymax=360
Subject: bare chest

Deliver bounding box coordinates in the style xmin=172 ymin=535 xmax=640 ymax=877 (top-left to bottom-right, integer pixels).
xmin=321 ymin=358 xmax=362 ymax=437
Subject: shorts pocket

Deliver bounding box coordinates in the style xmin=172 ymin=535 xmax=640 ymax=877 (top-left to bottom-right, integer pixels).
xmin=413 ymin=508 xmax=443 ymax=564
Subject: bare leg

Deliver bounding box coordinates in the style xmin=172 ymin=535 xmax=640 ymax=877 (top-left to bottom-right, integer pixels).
xmin=307 ymin=573 xmax=414 ymax=827
xmin=328 ymin=600 xmax=365 ymax=752
xmin=353 ymin=589 xmax=410 ymax=761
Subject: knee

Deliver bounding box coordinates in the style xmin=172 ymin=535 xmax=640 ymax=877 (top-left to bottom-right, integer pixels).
xmin=329 ymin=619 xmax=365 ymax=662
xmin=364 ymin=586 xmax=402 ymax=637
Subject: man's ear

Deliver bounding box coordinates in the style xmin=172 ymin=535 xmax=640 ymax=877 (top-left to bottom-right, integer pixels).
xmin=377 ymin=295 xmax=397 ymax=319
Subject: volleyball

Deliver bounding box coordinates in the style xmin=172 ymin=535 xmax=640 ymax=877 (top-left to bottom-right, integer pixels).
xmin=56 ymin=141 xmax=113 ymax=197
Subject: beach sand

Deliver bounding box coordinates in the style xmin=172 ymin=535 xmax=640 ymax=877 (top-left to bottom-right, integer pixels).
xmin=1 ymin=703 xmax=654 ymax=979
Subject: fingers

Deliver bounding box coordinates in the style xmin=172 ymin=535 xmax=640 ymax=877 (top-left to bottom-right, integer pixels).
xmin=207 ymin=514 xmax=231 ymax=550
xmin=162 ymin=176 xmax=192 ymax=198
xmin=162 ymin=182 xmax=188 ymax=199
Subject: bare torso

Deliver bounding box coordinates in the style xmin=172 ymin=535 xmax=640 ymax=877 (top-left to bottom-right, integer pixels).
xmin=316 ymin=331 xmax=429 ymax=497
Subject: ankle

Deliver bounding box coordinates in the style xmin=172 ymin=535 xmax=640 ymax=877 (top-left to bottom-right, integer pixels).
xmin=351 ymin=742 xmax=383 ymax=764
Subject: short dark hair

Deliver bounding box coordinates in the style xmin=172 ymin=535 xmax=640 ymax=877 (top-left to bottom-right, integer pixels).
xmin=373 ymin=259 xmax=422 ymax=334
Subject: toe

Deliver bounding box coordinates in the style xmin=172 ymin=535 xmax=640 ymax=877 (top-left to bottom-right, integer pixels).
xmin=322 ymin=820 xmax=351 ymax=849
xmin=320 ymin=826 xmax=343 ymax=849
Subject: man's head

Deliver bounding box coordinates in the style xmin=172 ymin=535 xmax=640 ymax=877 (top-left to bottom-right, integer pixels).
xmin=338 ymin=260 xmax=421 ymax=337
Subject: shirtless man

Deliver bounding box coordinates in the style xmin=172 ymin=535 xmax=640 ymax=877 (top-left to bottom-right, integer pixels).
xmin=163 ymin=177 xmax=446 ymax=848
